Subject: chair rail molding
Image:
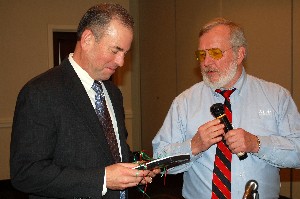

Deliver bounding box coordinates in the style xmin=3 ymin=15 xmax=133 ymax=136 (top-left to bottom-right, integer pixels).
xmin=0 ymin=118 xmax=12 ymax=129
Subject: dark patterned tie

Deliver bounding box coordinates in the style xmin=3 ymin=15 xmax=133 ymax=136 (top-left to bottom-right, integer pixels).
xmin=92 ymin=81 xmax=121 ymax=163
xmin=211 ymin=89 xmax=236 ymax=199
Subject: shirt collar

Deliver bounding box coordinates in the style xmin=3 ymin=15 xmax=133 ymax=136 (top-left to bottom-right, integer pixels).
xmin=232 ymin=67 xmax=247 ymax=95
xmin=68 ymin=53 xmax=97 ymax=91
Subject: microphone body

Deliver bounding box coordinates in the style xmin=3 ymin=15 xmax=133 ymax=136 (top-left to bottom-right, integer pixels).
xmin=242 ymin=180 xmax=259 ymax=199
xmin=210 ymin=103 xmax=248 ymax=160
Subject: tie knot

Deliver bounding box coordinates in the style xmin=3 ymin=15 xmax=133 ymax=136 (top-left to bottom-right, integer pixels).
xmin=92 ymin=80 xmax=103 ymax=94
xmin=215 ymin=88 xmax=236 ymax=100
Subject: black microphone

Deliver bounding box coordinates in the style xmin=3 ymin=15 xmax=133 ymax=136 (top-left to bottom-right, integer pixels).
xmin=242 ymin=180 xmax=259 ymax=199
xmin=210 ymin=103 xmax=248 ymax=160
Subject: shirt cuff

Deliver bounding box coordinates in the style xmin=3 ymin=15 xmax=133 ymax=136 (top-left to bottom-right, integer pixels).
xmin=102 ymin=168 xmax=107 ymax=196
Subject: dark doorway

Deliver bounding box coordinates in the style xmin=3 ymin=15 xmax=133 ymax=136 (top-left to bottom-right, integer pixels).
xmin=53 ymin=32 xmax=77 ymax=67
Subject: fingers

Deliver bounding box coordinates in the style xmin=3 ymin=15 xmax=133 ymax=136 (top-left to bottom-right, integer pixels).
xmin=106 ymin=164 xmax=157 ymax=190
xmin=133 ymin=170 xmax=154 ymax=185
xmin=145 ymin=176 xmax=153 ymax=184
xmin=209 ymin=128 xmax=225 ymax=141
xmin=224 ymin=129 xmax=257 ymax=154
xmin=127 ymin=169 xmax=157 ymax=186
xmin=151 ymin=168 xmax=161 ymax=175
xmin=192 ymin=119 xmax=225 ymax=155
xmin=224 ymin=130 xmax=242 ymax=153
xmin=205 ymin=119 xmax=225 ymax=139
xmin=137 ymin=175 xmax=153 ymax=184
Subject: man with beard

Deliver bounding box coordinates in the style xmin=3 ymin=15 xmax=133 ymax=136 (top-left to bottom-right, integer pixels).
xmin=152 ymin=18 xmax=300 ymax=199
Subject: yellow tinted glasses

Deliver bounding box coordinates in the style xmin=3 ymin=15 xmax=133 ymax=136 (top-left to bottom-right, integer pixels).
xmin=195 ymin=47 xmax=234 ymax=63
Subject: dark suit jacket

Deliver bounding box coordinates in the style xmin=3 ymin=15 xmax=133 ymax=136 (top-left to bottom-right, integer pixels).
xmin=10 ymin=59 xmax=131 ymax=199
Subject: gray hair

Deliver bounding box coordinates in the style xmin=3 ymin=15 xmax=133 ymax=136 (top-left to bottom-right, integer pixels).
xmin=199 ymin=17 xmax=247 ymax=57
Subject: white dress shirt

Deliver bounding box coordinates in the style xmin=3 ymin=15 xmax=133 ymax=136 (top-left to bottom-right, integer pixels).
xmin=69 ymin=53 xmax=122 ymax=196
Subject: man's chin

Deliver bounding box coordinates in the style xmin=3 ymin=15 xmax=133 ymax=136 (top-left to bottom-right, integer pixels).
xmin=204 ymin=79 xmax=224 ymax=90
xmin=104 ymin=71 xmax=115 ymax=80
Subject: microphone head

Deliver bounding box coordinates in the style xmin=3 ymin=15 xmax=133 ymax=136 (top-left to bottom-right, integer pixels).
xmin=243 ymin=180 xmax=259 ymax=199
xmin=210 ymin=103 xmax=225 ymax=118
xmin=245 ymin=180 xmax=258 ymax=191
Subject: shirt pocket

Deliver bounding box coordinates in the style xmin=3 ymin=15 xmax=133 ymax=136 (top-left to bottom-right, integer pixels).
xmin=244 ymin=116 xmax=278 ymax=136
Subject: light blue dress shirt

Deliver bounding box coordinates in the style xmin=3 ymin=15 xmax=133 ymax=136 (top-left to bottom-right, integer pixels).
xmin=152 ymin=68 xmax=300 ymax=199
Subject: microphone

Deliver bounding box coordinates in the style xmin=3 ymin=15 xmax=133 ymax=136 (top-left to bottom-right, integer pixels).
xmin=242 ymin=180 xmax=259 ymax=199
xmin=210 ymin=103 xmax=248 ymax=160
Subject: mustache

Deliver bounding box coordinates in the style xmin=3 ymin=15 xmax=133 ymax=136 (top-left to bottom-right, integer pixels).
xmin=202 ymin=66 xmax=219 ymax=73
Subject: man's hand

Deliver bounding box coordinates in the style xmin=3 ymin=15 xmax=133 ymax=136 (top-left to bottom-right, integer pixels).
xmin=224 ymin=128 xmax=260 ymax=154
xmin=191 ymin=119 xmax=225 ymax=155
xmin=106 ymin=163 xmax=160 ymax=190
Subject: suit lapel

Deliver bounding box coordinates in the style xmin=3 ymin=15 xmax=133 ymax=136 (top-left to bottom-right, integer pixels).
xmin=103 ymin=81 xmax=130 ymax=162
xmin=61 ymin=60 xmax=114 ymax=164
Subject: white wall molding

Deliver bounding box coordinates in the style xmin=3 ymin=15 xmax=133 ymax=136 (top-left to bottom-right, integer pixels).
xmin=0 ymin=118 xmax=12 ymax=129
xmin=124 ymin=109 xmax=133 ymax=119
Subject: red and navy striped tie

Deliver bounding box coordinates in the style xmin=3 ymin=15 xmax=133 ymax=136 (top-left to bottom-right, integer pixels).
xmin=212 ymin=89 xmax=236 ymax=199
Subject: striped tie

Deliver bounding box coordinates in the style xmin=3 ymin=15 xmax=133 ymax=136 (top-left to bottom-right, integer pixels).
xmin=211 ymin=89 xmax=236 ymax=199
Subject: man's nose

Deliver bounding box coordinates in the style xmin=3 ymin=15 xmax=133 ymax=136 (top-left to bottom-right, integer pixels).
xmin=115 ymin=53 xmax=125 ymax=67
xmin=202 ymin=52 xmax=215 ymax=65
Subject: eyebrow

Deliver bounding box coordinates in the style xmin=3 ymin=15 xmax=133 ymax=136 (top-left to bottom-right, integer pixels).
xmin=113 ymin=46 xmax=131 ymax=53
xmin=115 ymin=46 xmax=124 ymax=52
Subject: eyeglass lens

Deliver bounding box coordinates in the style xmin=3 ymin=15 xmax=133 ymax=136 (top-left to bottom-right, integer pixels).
xmin=195 ymin=48 xmax=224 ymax=62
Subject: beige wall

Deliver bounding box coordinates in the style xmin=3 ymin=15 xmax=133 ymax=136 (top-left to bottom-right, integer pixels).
xmin=138 ymin=0 xmax=300 ymax=198
xmin=293 ymin=0 xmax=300 ymax=110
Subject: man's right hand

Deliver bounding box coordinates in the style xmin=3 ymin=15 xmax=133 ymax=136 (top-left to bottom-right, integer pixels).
xmin=105 ymin=163 xmax=158 ymax=190
xmin=191 ymin=118 xmax=225 ymax=155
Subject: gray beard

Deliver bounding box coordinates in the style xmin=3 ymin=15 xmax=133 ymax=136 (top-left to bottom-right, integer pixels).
xmin=202 ymin=61 xmax=238 ymax=90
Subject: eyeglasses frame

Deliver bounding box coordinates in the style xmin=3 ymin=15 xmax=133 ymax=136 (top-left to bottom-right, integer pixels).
xmin=195 ymin=46 xmax=238 ymax=63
